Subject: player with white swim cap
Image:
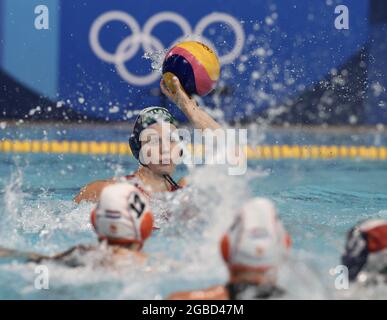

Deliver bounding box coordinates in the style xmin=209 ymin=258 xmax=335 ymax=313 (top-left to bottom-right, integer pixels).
xmin=0 ymin=183 xmax=154 ymax=267
xmin=342 ymin=219 xmax=387 ymax=285
xmin=167 ymin=197 xmax=292 ymax=300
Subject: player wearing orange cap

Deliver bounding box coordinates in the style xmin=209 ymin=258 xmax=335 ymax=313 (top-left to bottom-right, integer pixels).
xmin=0 ymin=183 xmax=154 ymax=267
xmin=167 ymin=198 xmax=291 ymax=300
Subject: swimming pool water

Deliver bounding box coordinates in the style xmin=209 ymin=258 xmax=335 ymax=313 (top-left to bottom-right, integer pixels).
xmin=1 ymin=125 xmax=387 ymax=299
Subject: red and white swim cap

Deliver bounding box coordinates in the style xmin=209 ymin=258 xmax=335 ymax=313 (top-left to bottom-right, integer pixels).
xmin=91 ymin=183 xmax=154 ymax=248
xmin=221 ymin=198 xmax=291 ymax=272
xmin=342 ymin=219 xmax=387 ymax=281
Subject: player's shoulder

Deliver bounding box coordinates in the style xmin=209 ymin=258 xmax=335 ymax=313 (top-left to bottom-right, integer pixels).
xmin=74 ymin=179 xmax=115 ymax=203
xmin=177 ymin=177 xmax=188 ymax=187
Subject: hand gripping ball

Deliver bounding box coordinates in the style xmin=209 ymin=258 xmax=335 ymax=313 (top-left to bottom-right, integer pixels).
xmin=162 ymin=41 xmax=220 ymax=96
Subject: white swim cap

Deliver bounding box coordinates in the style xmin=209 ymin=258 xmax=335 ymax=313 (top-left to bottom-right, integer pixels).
xmin=220 ymin=198 xmax=291 ymax=272
xmin=91 ymin=183 xmax=153 ymax=248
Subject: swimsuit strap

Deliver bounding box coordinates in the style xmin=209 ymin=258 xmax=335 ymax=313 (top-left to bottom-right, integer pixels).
xmin=163 ymin=174 xmax=181 ymax=192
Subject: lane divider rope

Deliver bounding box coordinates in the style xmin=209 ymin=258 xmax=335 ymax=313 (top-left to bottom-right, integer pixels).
xmin=0 ymin=140 xmax=386 ymax=160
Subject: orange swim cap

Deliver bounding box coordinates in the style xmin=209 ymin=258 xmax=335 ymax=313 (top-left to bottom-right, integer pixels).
xmin=91 ymin=183 xmax=154 ymax=248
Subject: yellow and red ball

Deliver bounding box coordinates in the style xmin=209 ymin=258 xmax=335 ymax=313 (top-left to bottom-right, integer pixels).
xmin=162 ymin=41 xmax=220 ymax=96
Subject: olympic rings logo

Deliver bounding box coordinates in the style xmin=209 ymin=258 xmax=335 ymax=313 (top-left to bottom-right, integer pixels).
xmin=89 ymin=11 xmax=245 ymax=86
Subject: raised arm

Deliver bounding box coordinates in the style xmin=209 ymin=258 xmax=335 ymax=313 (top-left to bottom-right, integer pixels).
xmin=160 ymin=77 xmax=221 ymax=130
xmin=161 ymin=77 xmax=245 ymax=174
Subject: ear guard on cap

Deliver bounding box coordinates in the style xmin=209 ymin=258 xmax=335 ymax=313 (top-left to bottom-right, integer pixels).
xmin=139 ymin=211 xmax=154 ymax=241
xmin=129 ymin=133 xmax=141 ymax=160
xmin=220 ymin=233 xmax=231 ymax=263
xmin=90 ymin=183 xmax=154 ymax=248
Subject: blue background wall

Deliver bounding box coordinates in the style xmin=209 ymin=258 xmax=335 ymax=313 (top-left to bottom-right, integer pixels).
xmin=0 ymin=1 xmax=3 ymax=64
xmin=0 ymin=0 xmax=385 ymax=124
xmin=1 ymin=0 xmax=59 ymax=99
xmin=366 ymin=0 xmax=387 ymax=124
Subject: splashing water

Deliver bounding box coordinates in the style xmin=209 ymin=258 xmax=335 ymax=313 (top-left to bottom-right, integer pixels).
xmin=2 ymin=136 xmax=387 ymax=299
xmin=144 ymin=49 xmax=168 ymax=74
